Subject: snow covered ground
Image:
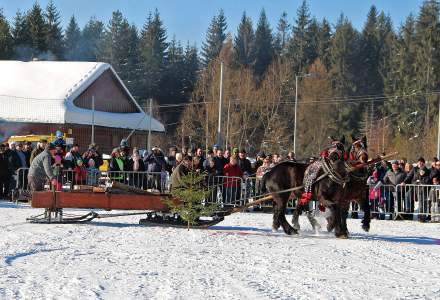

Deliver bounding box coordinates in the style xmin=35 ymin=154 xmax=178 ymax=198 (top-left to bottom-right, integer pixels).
xmin=1 ymin=201 xmax=440 ymax=300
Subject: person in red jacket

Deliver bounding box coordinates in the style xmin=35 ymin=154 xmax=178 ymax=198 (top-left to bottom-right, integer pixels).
xmin=223 ymin=156 xmax=243 ymax=206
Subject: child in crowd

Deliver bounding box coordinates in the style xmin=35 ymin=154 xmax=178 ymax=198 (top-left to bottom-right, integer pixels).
xmin=86 ymin=159 xmax=100 ymax=186
xmin=52 ymin=154 xmax=63 ymax=191
xmin=74 ymin=159 xmax=87 ymax=186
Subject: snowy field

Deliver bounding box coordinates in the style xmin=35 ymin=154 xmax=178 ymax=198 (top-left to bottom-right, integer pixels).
xmin=1 ymin=201 xmax=440 ymax=300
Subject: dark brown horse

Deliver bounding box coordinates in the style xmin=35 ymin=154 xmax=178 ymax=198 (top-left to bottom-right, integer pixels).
xmin=309 ymin=135 xmax=371 ymax=237
xmin=263 ymin=137 xmax=350 ymax=237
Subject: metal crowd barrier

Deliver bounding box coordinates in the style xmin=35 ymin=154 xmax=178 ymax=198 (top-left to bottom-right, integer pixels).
xmin=11 ymin=168 xmax=440 ymax=222
xmin=394 ymin=184 xmax=440 ymax=221
xmin=14 ymin=168 xmax=169 ymax=197
xmin=203 ymin=175 xmax=244 ymax=207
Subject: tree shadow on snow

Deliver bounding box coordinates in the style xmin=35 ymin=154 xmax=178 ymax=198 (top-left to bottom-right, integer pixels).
xmin=351 ymin=233 xmax=440 ymax=246
xmin=4 ymin=247 xmax=68 ymax=266
xmin=0 ymin=201 xmax=31 ymax=209
xmin=209 ymin=226 xmax=440 ymax=245
xmin=85 ymin=221 xmax=145 ymax=228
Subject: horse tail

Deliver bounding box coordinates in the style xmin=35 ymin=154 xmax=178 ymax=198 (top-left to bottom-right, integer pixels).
xmin=261 ymin=170 xmax=270 ymax=194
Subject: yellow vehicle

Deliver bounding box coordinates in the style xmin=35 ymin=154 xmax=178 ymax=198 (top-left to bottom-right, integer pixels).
xmin=7 ymin=134 xmax=73 ymax=146
xmin=99 ymin=154 xmax=111 ymax=172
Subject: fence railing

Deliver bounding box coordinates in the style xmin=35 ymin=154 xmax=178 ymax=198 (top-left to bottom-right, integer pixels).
xmin=11 ymin=168 xmax=440 ymax=221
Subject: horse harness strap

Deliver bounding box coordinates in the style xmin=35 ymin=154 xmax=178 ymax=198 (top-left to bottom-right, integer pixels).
xmin=321 ymin=158 xmax=348 ymax=186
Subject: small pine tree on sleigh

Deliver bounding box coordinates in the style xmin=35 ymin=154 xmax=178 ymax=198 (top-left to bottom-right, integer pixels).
xmin=166 ymin=171 xmax=218 ymax=230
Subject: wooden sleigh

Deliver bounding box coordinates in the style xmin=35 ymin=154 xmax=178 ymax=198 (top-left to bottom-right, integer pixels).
xmin=26 ymin=180 xmax=287 ymax=228
xmin=27 ymin=182 xmax=229 ymax=227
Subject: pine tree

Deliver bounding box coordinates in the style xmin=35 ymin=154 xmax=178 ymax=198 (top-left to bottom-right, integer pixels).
xmin=413 ymin=0 xmax=440 ymax=130
xmin=377 ymin=12 xmax=395 ymax=95
xmin=64 ymin=15 xmax=81 ymax=60
xmin=12 ymin=10 xmax=31 ymax=59
xmin=183 ymin=43 xmax=199 ymax=96
xmin=383 ymin=15 xmax=417 ymax=134
xmin=274 ymin=12 xmax=290 ymax=57
xmin=0 ymin=9 xmax=13 ymax=59
xmin=329 ymin=14 xmax=361 ymax=135
xmin=253 ymin=9 xmax=274 ymax=77
xmin=162 ymin=36 xmax=185 ymax=101
xmin=414 ymin=0 xmax=440 ymax=93
xmin=81 ymin=17 xmax=104 ymax=61
xmin=359 ymin=5 xmax=381 ymax=95
xmin=288 ymin=0 xmax=312 ymax=74
xmin=233 ymin=12 xmax=254 ymax=68
xmin=44 ymin=0 xmax=63 ymax=59
xmin=100 ymin=11 xmax=129 ymax=72
xmin=201 ymin=10 xmax=227 ymax=66
xmin=307 ymin=18 xmax=320 ymax=64
xmin=317 ymin=18 xmax=332 ymax=70
xmin=139 ymin=10 xmax=168 ymax=101
xmin=124 ymin=24 xmax=142 ymax=99
xmin=166 ymin=171 xmax=217 ymax=230
xmin=329 ymin=14 xmax=360 ymax=96
xmin=26 ymin=2 xmax=48 ymax=57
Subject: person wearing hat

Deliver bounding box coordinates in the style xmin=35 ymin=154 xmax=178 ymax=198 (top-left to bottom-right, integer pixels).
xmin=30 ymin=139 xmax=47 ymax=164
xmin=254 ymin=151 xmax=266 ymax=173
xmin=143 ymin=147 xmax=166 ymax=192
xmin=28 ymin=143 xmax=58 ymax=191
xmin=238 ymin=149 xmax=252 ymax=176
xmin=22 ymin=141 xmax=33 ymax=167
xmin=402 ymin=157 xmax=431 ymax=220
xmin=170 ymin=155 xmax=192 ymax=190
xmin=195 ymin=148 xmax=205 ymax=172
xmin=52 ymin=130 xmax=66 ymax=150
xmin=383 ymin=160 xmax=406 ymax=214
xmin=82 ymin=143 xmax=103 ymax=168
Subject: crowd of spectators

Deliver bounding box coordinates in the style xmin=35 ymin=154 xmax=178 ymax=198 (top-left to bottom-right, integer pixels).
xmin=0 ymin=134 xmax=439 ymax=221
xmin=367 ymin=156 xmax=440 ymax=221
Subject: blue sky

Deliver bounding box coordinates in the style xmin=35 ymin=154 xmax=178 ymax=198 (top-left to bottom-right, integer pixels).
xmin=0 ymin=0 xmax=425 ymax=46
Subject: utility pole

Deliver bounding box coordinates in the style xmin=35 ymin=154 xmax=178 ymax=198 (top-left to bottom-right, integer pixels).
xmin=225 ymin=98 xmax=231 ymax=149
xmin=382 ymin=118 xmax=386 ymax=154
xmin=91 ymin=95 xmax=95 ymax=144
xmin=147 ymin=98 xmax=152 ymax=152
xmin=293 ymin=75 xmax=298 ymax=154
xmin=437 ymin=98 xmax=440 ymax=158
xmin=205 ymin=100 xmax=209 ymax=153
xmin=217 ymin=62 xmax=224 ymax=148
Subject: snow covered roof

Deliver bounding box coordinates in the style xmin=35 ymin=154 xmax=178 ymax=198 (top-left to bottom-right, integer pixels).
xmin=0 ymin=60 xmax=164 ymax=132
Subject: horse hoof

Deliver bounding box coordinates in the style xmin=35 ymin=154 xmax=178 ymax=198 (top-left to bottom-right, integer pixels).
xmin=292 ymin=223 xmax=301 ymax=231
xmin=272 ymin=227 xmax=279 ymax=233
xmin=336 ymin=233 xmax=349 ymax=239
xmin=362 ymin=225 xmax=370 ymax=232
xmin=327 ymin=224 xmax=335 ymax=233
xmin=286 ymin=228 xmax=298 ymax=235
xmin=313 ymin=224 xmax=322 ymax=232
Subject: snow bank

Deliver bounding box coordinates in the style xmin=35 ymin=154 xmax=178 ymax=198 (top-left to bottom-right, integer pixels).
xmin=1 ymin=201 xmax=439 ymax=299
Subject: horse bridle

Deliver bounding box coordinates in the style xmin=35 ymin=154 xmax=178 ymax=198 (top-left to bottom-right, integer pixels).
xmin=327 ymin=141 xmax=345 ymax=161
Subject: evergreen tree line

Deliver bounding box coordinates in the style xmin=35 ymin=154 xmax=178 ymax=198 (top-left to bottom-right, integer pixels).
xmin=1 ymin=1 xmax=440 ymax=158
xmin=187 ymin=0 xmax=440 ymax=159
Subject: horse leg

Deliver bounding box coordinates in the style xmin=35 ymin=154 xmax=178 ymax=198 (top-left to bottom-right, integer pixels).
xmin=306 ymin=209 xmax=322 ymax=232
xmin=292 ymin=201 xmax=302 ymax=231
xmin=340 ymin=204 xmax=349 ymax=238
xmin=272 ymin=201 xmax=281 ymax=232
xmin=360 ymin=198 xmax=371 ymax=232
xmin=326 ymin=211 xmax=336 ymax=233
xmin=330 ymin=204 xmax=345 ymax=238
xmin=273 ymin=194 xmax=297 ymax=235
